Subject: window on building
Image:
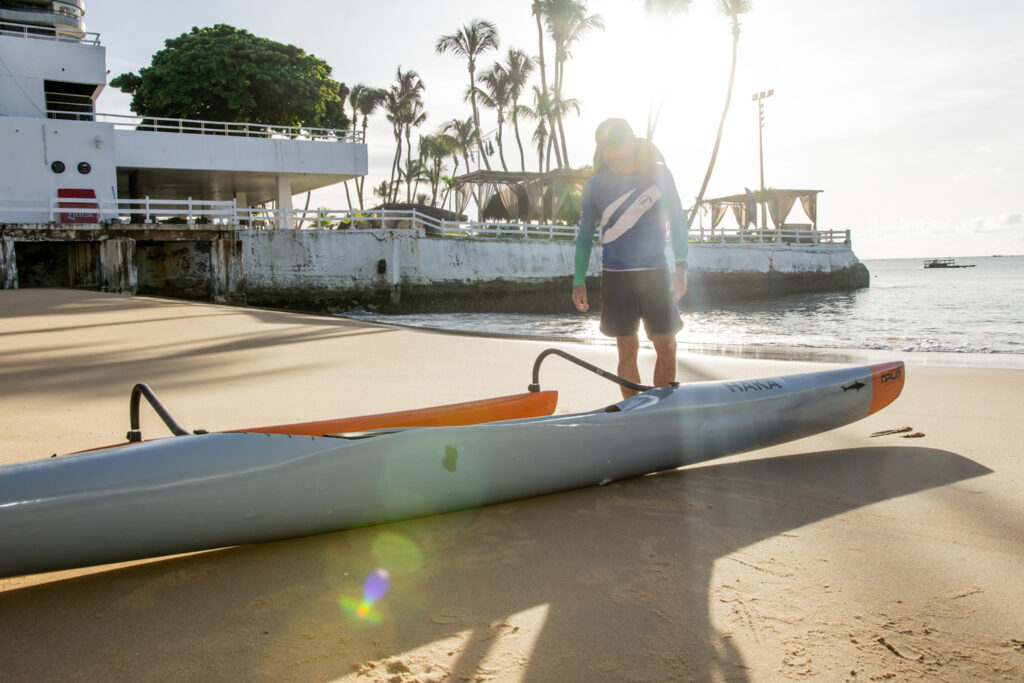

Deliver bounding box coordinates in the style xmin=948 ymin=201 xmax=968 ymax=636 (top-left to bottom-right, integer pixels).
xmin=44 ymin=80 xmax=97 ymax=120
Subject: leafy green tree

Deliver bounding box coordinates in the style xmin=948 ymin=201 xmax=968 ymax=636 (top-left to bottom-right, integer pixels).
xmin=111 ymin=24 xmax=349 ymax=130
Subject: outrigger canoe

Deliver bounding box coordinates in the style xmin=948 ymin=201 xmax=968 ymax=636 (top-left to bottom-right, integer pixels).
xmin=0 ymin=350 xmax=905 ymax=577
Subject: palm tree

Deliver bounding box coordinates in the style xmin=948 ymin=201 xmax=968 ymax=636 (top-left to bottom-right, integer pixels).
xmin=532 ymin=116 xmax=548 ymax=173
xmin=341 ymin=85 xmax=364 ymax=212
xmin=549 ymin=94 xmax=581 ymax=168
xmin=401 ymin=99 xmax=428 ymax=202
xmin=349 ymin=84 xmax=387 ymax=210
xmin=645 ymin=0 xmax=750 ymax=225
xmin=530 ymin=1 xmax=559 ymax=168
xmin=372 ymin=180 xmax=391 ymax=205
xmin=435 ymin=19 xmax=499 ymax=171
xmin=439 ymin=175 xmax=457 ymax=212
xmin=442 ymin=116 xmax=485 ymax=214
xmin=443 ymin=117 xmax=477 ymax=176
xmin=503 ymin=48 xmax=536 ymax=172
xmin=418 ymin=133 xmax=450 ymax=207
xmin=476 ymin=62 xmax=512 ymax=171
xmin=399 ymin=156 xmax=425 ymax=204
xmin=514 ymin=99 xmax=539 ymax=170
xmin=384 ymin=67 xmax=425 ymax=203
xmin=529 ymin=85 xmax=552 ymax=172
xmin=541 ymin=0 xmax=604 ymax=168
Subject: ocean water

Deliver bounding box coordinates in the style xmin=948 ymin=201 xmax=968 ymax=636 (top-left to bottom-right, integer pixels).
xmin=340 ymin=256 xmax=1024 ymax=369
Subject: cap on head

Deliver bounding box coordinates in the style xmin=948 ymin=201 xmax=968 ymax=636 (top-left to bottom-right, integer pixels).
xmin=595 ymin=118 xmax=635 ymax=151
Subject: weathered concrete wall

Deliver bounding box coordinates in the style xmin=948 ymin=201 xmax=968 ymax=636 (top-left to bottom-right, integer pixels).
xmin=238 ymin=229 xmax=392 ymax=310
xmin=66 ymin=242 xmax=99 ymax=289
xmin=680 ymin=243 xmax=870 ymax=309
xmin=1 ymin=226 xmax=871 ymax=313
xmin=98 ymin=238 xmax=137 ymax=294
xmin=236 ymin=230 xmax=869 ymax=313
xmin=2 ymin=236 xmax=18 ymax=289
xmin=210 ymin=239 xmax=244 ymax=305
xmin=238 ymin=230 xmax=578 ymax=312
xmin=136 ymin=241 xmax=213 ymax=299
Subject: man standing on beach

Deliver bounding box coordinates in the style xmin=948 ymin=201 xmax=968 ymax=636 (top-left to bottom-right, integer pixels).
xmin=572 ymin=118 xmax=689 ymax=397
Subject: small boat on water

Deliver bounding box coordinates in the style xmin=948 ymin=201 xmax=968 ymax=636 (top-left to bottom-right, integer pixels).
xmin=924 ymin=258 xmax=975 ymax=268
xmin=0 ymin=350 xmax=905 ymax=578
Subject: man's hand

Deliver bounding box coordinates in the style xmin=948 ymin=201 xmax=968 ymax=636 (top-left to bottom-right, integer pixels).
xmin=572 ymin=285 xmax=589 ymax=312
xmin=672 ymin=268 xmax=688 ymax=302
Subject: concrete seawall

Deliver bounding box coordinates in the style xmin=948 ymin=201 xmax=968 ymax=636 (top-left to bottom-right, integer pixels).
xmin=1 ymin=226 xmax=869 ymax=313
xmin=238 ymin=230 xmax=868 ymax=313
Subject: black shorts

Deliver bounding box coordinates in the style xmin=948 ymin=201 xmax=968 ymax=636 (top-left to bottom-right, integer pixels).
xmin=600 ymin=269 xmax=683 ymax=338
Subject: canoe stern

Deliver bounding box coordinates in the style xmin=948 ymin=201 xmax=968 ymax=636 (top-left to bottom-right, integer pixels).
xmin=867 ymin=361 xmax=905 ymax=416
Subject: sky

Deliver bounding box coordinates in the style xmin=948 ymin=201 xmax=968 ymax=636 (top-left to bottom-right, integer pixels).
xmin=84 ymin=0 xmax=1024 ymax=259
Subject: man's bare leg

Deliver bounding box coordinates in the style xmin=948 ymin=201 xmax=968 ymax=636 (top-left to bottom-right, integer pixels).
xmin=650 ymin=333 xmax=678 ymax=387
xmin=615 ymin=335 xmax=641 ymax=399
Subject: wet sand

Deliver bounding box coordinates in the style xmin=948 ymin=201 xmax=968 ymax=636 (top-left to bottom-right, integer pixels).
xmin=1 ymin=289 xmax=1022 ymax=681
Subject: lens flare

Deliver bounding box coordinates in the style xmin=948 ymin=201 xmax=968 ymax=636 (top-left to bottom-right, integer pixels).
xmin=339 ymin=568 xmax=390 ymax=623
xmin=364 ymin=567 xmax=390 ymax=601
xmin=371 ymin=531 xmax=423 ymax=573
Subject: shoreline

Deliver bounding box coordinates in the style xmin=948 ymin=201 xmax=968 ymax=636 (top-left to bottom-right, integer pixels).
xmin=335 ymin=313 xmax=1024 ymax=371
xmin=2 ymin=289 xmax=1022 ymax=681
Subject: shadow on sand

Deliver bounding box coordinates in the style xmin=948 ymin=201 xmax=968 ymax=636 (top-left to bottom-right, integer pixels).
xmin=0 ymin=445 xmax=990 ymax=681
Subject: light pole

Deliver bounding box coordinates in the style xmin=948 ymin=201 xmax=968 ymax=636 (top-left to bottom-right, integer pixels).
xmin=752 ymin=89 xmax=774 ymax=229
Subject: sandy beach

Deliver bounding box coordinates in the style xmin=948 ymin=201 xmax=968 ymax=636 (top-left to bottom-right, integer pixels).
xmin=1 ymin=288 xmax=1022 ymax=681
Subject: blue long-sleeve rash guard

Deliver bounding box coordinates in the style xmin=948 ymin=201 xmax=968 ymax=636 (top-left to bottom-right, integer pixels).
xmin=574 ymin=163 xmax=689 ymax=287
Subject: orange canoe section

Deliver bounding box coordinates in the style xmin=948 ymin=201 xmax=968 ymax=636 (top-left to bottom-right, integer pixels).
xmin=228 ymin=391 xmax=559 ymax=436
xmin=867 ymin=361 xmax=905 ymax=416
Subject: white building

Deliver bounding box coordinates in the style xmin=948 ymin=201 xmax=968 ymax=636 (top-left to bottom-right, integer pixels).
xmin=0 ymin=0 xmax=366 ymax=227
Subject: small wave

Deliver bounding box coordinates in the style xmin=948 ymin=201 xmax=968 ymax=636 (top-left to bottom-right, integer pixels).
xmin=338 ymin=257 xmax=1024 ymax=367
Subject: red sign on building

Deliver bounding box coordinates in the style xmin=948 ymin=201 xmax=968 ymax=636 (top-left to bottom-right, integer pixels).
xmin=57 ymin=188 xmax=99 ymax=223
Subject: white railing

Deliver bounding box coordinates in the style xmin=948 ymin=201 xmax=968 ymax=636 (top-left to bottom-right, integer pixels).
xmin=237 ymin=207 xmax=580 ymax=239
xmin=691 ymin=223 xmax=849 ymax=245
xmin=1 ymin=200 xmax=849 ymax=245
xmin=0 ymin=20 xmax=99 ymax=45
xmin=0 ymin=197 xmax=238 ymax=226
xmin=235 ymin=207 xmax=848 ymax=245
xmin=45 ymin=110 xmax=363 ymax=144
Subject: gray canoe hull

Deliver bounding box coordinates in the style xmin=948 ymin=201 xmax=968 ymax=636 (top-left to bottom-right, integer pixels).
xmin=0 ymin=362 xmax=904 ymax=577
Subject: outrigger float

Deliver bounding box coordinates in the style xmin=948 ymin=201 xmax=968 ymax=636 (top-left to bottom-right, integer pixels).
xmin=0 ymin=350 xmax=905 ymax=578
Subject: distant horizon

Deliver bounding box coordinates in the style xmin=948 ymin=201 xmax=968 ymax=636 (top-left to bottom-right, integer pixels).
xmin=862 ymin=253 xmax=1023 ymax=261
